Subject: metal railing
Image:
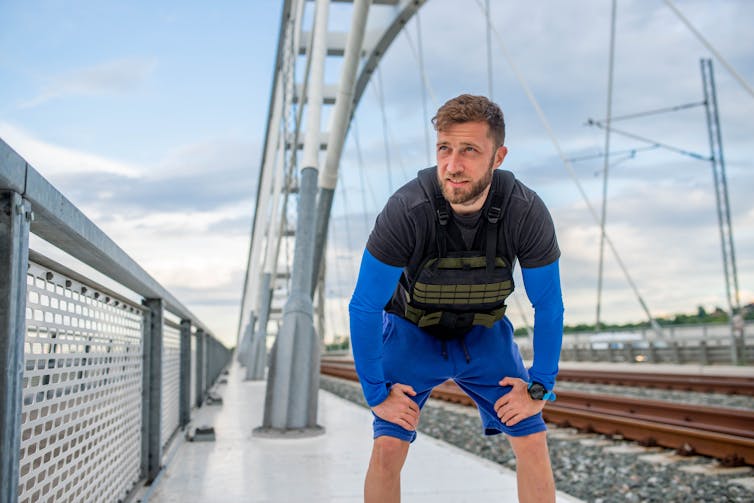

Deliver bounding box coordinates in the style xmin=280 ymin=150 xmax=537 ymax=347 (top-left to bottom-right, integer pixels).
xmin=1 ymin=138 xmax=232 ymax=503
xmin=517 ymin=321 xmax=752 ymax=365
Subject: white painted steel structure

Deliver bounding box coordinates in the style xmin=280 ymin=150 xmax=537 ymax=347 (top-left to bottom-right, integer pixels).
xmin=236 ymin=0 xmax=429 ymax=434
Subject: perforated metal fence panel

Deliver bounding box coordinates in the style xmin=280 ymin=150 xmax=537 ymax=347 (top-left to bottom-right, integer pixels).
xmin=20 ymin=261 xmax=144 ymax=503
xmin=161 ymin=322 xmax=181 ymax=449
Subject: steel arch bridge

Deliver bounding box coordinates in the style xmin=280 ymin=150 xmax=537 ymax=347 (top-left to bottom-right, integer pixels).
xmin=237 ymin=0 xmax=429 ymax=433
xmin=236 ymin=0 xmax=746 ymax=434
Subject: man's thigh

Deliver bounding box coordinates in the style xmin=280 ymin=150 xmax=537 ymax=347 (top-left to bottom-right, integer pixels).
xmin=453 ymin=318 xmax=545 ymax=437
xmin=375 ymin=314 xmax=453 ymax=442
xmin=381 ymin=313 xmax=453 ymax=394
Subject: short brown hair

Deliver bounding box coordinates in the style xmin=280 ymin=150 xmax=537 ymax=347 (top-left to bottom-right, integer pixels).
xmin=432 ymin=94 xmax=505 ymax=147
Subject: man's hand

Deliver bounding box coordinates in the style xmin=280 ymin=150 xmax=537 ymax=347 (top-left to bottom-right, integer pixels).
xmin=494 ymin=377 xmax=546 ymax=427
xmin=372 ymin=383 xmax=421 ymax=431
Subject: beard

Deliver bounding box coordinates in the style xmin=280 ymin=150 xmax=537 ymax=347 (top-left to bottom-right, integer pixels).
xmin=439 ymin=156 xmax=495 ymax=205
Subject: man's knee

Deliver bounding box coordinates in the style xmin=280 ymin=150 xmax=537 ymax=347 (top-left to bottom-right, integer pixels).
xmin=507 ymin=430 xmax=549 ymax=459
xmin=370 ymin=436 xmax=410 ymax=474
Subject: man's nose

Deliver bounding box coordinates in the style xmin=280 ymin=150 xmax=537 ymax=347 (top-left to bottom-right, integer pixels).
xmin=446 ymin=151 xmax=463 ymax=173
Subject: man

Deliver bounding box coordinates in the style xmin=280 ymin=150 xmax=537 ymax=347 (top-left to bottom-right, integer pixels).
xmin=348 ymin=94 xmax=563 ymax=503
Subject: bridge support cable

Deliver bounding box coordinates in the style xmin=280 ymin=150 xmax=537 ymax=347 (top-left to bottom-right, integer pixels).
xmin=474 ymin=0 xmax=662 ymax=336
xmin=664 ymin=0 xmax=754 ymax=100
xmin=374 ymin=67 xmax=396 ymax=193
xmin=701 ymin=58 xmax=744 ymax=364
xmin=353 ymin=119 xmax=376 ymax=230
xmin=595 ymin=0 xmax=617 ymax=336
xmin=257 ymin=0 xmax=331 ymax=436
xmin=401 ymin=11 xmax=434 ymax=166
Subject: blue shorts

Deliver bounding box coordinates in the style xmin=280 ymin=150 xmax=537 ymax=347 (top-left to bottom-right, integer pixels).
xmin=374 ymin=313 xmax=547 ymax=443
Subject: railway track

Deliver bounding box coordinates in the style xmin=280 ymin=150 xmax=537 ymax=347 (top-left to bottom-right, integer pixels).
xmin=320 ymin=358 xmax=754 ymax=466
xmin=557 ymin=368 xmax=754 ymax=396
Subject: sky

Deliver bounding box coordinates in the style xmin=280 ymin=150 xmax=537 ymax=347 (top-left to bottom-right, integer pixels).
xmin=1 ymin=0 xmax=753 ymax=348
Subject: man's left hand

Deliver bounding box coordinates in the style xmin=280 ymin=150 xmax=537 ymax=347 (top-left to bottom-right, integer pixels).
xmin=494 ymin=376 xmax=546 ymax=427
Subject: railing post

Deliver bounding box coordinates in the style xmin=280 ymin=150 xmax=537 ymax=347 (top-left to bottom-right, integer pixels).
xmin=141 ymin=298 xmax=164 ymax=483
xmin=624 ymin=342 xmax=635 ymax=363
xmin=671 ymin=340 xmax=683 ymax=364
xmin=0 ymin=191 xmax=31 ymax=503
xmin=699 ymin=340 xmax=709 ymax=366
xmin=179 ymin=319 xmax=192 ymax=428
xmin=648 ymin=341 xmax=658 ymax=363
xmin=195 ymin=329 xmax=205 ymax=407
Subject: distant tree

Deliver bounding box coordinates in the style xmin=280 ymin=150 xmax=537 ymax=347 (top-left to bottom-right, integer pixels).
xmin=697 ymin=305 xmax=707 ymax=318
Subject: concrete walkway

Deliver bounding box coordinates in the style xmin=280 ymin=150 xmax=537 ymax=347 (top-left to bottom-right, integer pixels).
xmin=140 ymin=362 xmax=581 ymax=503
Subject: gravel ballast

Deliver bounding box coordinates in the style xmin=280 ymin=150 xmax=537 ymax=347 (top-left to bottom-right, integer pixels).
xmin=320 ymin=375 xmax=754 ymax=503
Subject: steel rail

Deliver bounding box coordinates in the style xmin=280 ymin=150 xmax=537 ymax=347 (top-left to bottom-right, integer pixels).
xmin=321 ymin=359 xmax=754 ymax=465
xmin=321 ymin=357 xmax=754 ymax=396
xmin=556 ymin=369 xmax=754 ymax=396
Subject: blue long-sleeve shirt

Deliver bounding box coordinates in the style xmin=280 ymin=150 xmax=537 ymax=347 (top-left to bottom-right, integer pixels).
xmin=348 ymin=249 xmax=564 ymax=407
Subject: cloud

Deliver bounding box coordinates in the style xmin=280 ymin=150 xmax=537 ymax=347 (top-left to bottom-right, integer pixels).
xmin=1 ymin=124 xmax=260 ymax=216
xmin=0 ymin=122 xmax=141 ymax=177
xmin=18 ymin=58 xmax=157 ymax=109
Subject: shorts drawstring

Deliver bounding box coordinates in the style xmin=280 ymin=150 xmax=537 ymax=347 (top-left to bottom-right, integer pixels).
xmin=459 ymin=336 xmax=471 ymax=363
xmin=438 ymin=336 xmax=471 ymax=363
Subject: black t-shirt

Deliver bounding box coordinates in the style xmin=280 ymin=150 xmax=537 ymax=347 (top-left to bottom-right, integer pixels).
xmin=366 ymin=168 xmax=560 ymax=315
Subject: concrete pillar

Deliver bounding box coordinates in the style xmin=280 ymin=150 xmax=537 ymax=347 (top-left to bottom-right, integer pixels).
xmin=0 ymin=191 xmax=31 ymax=503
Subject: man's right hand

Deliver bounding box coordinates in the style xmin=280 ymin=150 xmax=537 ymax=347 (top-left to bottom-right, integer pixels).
xmin=371 ymin=383 xmax=420 ymax=431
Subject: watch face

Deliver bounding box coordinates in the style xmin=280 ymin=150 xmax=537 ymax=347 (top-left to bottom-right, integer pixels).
xmin=528 ymin=383 xmax=546 ymax=400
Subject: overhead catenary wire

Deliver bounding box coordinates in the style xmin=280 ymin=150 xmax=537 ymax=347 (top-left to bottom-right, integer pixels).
xmin=473 ymin=0 xmax=661 ymax=334
xmin=595 ymin=0 xmax=617 ymax=335
xmin=567 ymin=144 xmax=660 ymax=164
xmin=587 ymin=120 xmax=710 ymax=162
xmin=591 ymin=101 xmax=705 ymax=123
xmin=663 ymin=0 xmax=754 ymax=100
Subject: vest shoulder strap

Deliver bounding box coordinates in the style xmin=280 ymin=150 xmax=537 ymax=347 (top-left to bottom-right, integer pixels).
xmin=417 ymin=167 xmax=449 ymax=226
xmin=417 ymin=167 xmax=449 ymax=257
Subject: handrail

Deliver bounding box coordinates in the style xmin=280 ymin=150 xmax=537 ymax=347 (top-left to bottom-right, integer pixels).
xmin=0 ymin=137 xmax=213 ymax=335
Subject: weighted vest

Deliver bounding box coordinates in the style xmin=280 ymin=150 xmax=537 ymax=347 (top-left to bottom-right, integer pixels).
xmin=401 ymin=168 xmax=515 ymax=340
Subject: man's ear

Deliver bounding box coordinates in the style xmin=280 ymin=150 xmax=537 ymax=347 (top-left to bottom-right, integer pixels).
xmin=494 ymin=146 xmax=508 ymax=168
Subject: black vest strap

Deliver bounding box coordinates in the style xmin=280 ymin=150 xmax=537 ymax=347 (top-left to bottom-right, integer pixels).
xmin=417 ymin=167 xmax=508 ymax=268
xmin=417 ymin=168 xmax=450 ymax=259
xmin=485 ymin=187 xmax=504 ymax=273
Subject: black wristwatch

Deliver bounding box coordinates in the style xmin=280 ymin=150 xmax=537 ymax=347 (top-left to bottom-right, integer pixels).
xmin=527 ymin=381 xmax=555 ymax=401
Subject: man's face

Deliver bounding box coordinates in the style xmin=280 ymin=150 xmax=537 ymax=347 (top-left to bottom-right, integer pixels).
xmin=436 ymin=121 xmax=507 ymax=211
